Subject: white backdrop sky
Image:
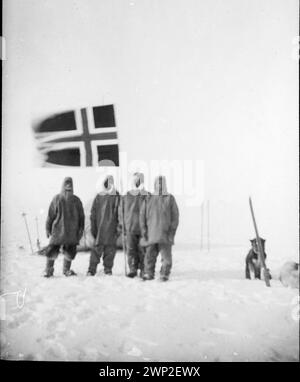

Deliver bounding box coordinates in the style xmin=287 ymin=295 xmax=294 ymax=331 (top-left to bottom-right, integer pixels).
xmin=2 ymin=0 xmax=299 ymax=257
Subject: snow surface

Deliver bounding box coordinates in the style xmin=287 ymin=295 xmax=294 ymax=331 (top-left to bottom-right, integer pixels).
xmin=0 ymin=245 xmax=299 ymax=362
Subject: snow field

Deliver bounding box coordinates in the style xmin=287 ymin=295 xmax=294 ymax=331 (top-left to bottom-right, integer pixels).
xmin=0 ymin=245 xmax=298 ymax=361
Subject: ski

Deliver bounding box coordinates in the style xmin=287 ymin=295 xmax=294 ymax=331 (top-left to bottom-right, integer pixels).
xmin=249 ymin=197 xmax=271 ymax=287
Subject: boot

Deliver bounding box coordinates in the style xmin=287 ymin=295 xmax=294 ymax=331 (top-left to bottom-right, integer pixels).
xmin=159 ymin=275 xmax=169 ymax=282
xmin=126 ymin=271 xmax=137 ymax=278
xmin=63 ymin=258 xmax=77 ymax=277
xmin=43 ymin=259 xmax=55 ymax=278
xmin=142 ymin=273 xmax=154 ymax=281
xmin=87 ymin=263 xmax=98 ymax=276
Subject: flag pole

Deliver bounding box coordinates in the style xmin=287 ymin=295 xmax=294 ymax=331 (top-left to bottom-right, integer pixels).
xmin=200 ymin=201 xmax=204 ymax=250
xmin=207 ymin=200 xmax=210 ymax=252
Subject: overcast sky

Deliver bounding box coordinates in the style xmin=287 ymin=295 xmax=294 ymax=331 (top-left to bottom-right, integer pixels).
xmin=2 ymin=0 xmax=298 ymax=256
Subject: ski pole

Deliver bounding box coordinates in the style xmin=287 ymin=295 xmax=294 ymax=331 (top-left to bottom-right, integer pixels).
xmin=121 ymin=196 xmax=128 ymax=276
xmin=21 ymin=212 xmax=34 ymax=255
xmin=249 ymin=197 xmax=271 ymax=287
xmin=35 ymin=216 xmax=41 ymax=251
xmin=119 ymin=175 xmax=128 ymax=276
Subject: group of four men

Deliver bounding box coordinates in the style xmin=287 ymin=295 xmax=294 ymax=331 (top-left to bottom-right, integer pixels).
xmin=44 ymin=173 xmax=179 ymax=282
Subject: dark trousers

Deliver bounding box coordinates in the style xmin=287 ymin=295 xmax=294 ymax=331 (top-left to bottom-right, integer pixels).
xmin=45 ymin=244 xmax=77 ymax=275
xmin=144 ymin=243 xmax=172 ymax=278
xmin=88 ymin=244 xmax=116 ymax=274
xmin=126 ymin=233 xmax=145 ymax=274
xmin=46 ymin=244 xmax=77 ymax=260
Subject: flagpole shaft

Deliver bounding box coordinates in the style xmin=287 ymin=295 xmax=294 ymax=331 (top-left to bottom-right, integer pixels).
xmin=200 ymin=202 xmax=204 ymax=250
xmin=207 ymin=200 xmax=210 ymax=252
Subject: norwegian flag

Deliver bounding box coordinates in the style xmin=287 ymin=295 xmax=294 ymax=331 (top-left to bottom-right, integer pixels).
xmin=34 ymin=105 xmax=119 ymax=167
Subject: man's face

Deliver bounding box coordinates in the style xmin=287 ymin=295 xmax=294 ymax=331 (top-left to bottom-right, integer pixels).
xmin=64 ymin=181 xmax=72 ymax=191
xmin=104 ymin=177 xmax=113 ymax=190
xmin=134 ymin=175 xmax=141 ymax=188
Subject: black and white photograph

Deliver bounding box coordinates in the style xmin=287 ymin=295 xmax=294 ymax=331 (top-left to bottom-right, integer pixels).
xmin=1 ymin=0 xmax=299 ymax=367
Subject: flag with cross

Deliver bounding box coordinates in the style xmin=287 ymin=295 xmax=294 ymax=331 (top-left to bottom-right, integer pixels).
xmin=33 ymin=104 xmax=119 ymax=167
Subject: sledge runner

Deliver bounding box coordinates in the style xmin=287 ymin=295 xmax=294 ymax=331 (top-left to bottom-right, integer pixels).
xmin=44 ymin=177 xmax=85 ymax=277
xmin=87 ymin=175 xmax=120 ymax=276
xmin=140 ymin=176 xmax=179 ymax=282
xmin=119 ymin=172 xmax=150 ymax=278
